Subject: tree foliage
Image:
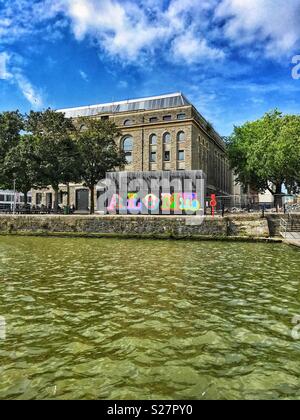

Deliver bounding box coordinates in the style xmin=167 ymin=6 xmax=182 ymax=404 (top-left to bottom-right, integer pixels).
xmin=0 ymin=111 xmax=24 ymax=188
xmin=227 ymin=110 xmax=300 ymax=202
xmin=75 ymin=117 xmax=126 ymax=214
xmin=2 ymin=135 xmax=40 ymax=204
xmin=0 ymin=109 xmax=126 ymax=212
xmin=26 ymin=109 xmax=80 ymax=209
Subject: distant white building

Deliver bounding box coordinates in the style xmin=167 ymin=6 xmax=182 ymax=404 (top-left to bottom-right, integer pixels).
xmin=0 ymin=190 xmax=32 ymax=211
xmin=258 ymin=190 xmax=274 ymax=208
xmin=231 ymin=176 xmax=252 ymax=208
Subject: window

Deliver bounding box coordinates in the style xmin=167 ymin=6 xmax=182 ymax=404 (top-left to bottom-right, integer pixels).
xmin=177 ymin=113 xmax=186 ymax=120
xmin=164 ymin=151 xmax=170 ymax=162
xmin=0 ymin=195 xmax=4 ymax=202
xmin=178 ymin=150 xmax=185 ymax=161
xmin=46 ymin=193 xmax=53 ymax=208
xmin=123 ymin=136 xmax=133 ymax=152
xmin=149 ymin=117 xmax=158 ymax=123
xmin=124 ymin=119 xmax=133 ymax=126
xmin=163 ymin=115 xmax=172 ymax=121
xmin=124 ymin=152 xmax=133 ymax=165
xmin=163 ymin=132 xmax=171 ymax=144
xmin=122 ymin=136 xmax=133 ymax=164
xmin=150 ymin=134 xmax=157 ymax=145
xmin=101 ymin=116 xmax=109 ymax=121
xmin=149 ymin=134 xmax=157 ymax=164
xmin=150 ymin=152 xmax=157 ymax=163
xmin=36 ymin=193 xmax=42 ymax=206
xmin=5 ymin=195 xmax=12 ymax=202
xmin=177 ymin=131 xmax=185 ymax=142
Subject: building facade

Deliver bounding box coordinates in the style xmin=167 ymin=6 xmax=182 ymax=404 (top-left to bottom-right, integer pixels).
xmin=0 ymin=190 xmax=32 ymax=211
xmin=31 ymin=93 xmax=232 ymax=212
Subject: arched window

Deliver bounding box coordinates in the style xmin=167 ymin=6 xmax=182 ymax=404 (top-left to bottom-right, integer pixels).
xmin=124 ymin=119 xmax=133 ymax=126
xmin=163 ymin=132 xmax=171 ymax=144
xmin=150 ymin=134 xmax=157 ymax=145
xmin=163 ymin=133 xmax=171 ymax=163
xmin=122 ymin=136 xmax=133 ymax=164
xmin=177 ymin=131 xmax=185 ymax=143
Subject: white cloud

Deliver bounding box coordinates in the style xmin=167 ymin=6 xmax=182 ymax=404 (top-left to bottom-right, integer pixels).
xmin=58 ymin=0 xmax=227 ymax=64
xmin=0 ymin=52 xmax=12 ymax=80
xmin=62 ymin=0 xmax=170 ymax=61
xmin=79 ymin=70 xmax=88 ymax=82
xmin=0 ymin=50 xmax=43 ymax=107
xmin=0 ymin=0 xmax=65 ymax=44
xmin=1 ymin=0 xmax=300 ymax=68
xmin=59 ymin=0 xmax=300 ymax=63
xmin=14 ymin=73 xmax=43 ymax=108
xmin=215 ymin=0 xmax=300 ymax=57
xmin=172 ymin=32 xmax=225 ymax=64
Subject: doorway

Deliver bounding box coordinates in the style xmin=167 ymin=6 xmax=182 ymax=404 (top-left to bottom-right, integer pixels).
xmin=46 ymin=193 xmax=53 ymax=209
xmin=76 ymin=189 xmax=89 ymax=212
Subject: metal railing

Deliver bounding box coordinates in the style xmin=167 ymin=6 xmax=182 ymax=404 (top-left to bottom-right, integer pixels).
xmin=280 ymin=218 xmax=289 ymax=238
xmin=0 ymin=206 xmax=75 ymax=215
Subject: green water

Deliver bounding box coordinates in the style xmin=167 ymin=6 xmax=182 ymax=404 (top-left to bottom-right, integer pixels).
xmin=0 ymin=236 xmax=299 ymax=400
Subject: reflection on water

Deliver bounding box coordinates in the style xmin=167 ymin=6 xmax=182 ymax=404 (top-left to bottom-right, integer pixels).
xmin=0 ymin=236 xmax=299 ymax=400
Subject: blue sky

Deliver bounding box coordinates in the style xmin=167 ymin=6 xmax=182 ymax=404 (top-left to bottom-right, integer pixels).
xmin=0 ymin=0 xmax=300 ymax=135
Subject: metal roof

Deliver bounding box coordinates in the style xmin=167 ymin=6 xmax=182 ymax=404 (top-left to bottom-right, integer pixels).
xmin=57 ymin=93 xmax=191 ymax=118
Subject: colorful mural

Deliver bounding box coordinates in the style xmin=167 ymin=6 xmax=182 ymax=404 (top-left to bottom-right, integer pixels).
xmin=101 ymin=170 xmax=206 ymax=216
xmin=107 ymin=192 xmax=201 ymax=213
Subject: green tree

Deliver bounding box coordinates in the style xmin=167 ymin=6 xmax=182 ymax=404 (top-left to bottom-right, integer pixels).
xmin=75 ymin=118 xmax=126 ymax=214
xmin=0 ymin=111 xmax=24 ymax=188
xmin=2 ymin=135 xmax=40 ymax=205
xmin=26 ymin=109 xmax=80 ymax=210
xmin=278 ymin=115 xmax=300 ymax=194
xmin=227 ymin=110 xmax=300 ymax=207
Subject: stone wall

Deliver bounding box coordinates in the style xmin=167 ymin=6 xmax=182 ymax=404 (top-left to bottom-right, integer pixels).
xmin=0 ymin=214 xmax=279 ymax=240
xmin=227 ymin=215 xmax=270 ymax=238
xmin=266 ymin=214 xmax=283 ymax=237
xmin=0 ymin=215 xmax=225 ymax=238
xmin=266 ymin=214 xmax=300 ymax=237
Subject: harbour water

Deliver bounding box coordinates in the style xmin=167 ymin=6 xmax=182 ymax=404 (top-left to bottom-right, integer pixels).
xmin=0 ymin=236 xmax=299 ymax=400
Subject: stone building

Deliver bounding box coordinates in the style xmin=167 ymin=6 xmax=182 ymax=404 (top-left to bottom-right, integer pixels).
xmin=0 ymin=190 xmax=32 ymax=211
xmin=31 ymin=93 xmax=232 ymax=212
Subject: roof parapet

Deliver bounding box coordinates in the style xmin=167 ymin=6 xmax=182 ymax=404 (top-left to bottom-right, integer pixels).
xmin=57 ymin=92 xmax=190 ymax=118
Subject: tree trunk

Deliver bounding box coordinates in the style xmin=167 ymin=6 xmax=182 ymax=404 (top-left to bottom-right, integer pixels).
xmin=53 ymin=187 xmax=59 ymax=212
xmin=274 ymin=183 xmax=283 ymax=212
xmin=23 ymin=191 xmax=28 ymax=206
xmin=67 ymin=183 xmax=70 ymax=207
xmin=90 ymin=185 xmax=95 ymax=215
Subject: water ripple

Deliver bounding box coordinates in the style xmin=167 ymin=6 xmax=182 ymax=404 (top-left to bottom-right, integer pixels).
xmin=0 ymin=236 xmax=299 ymax=400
